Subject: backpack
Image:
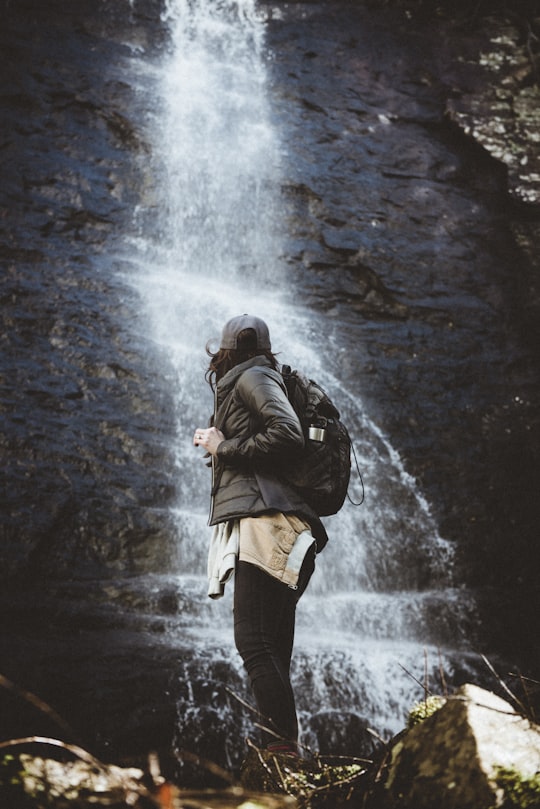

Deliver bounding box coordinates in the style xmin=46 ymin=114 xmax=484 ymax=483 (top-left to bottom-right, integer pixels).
xmin=280 ymin=365 xmax=358 ymax=517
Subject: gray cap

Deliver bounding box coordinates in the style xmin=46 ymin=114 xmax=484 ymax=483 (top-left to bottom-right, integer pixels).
xmin=220 ymin=314 xmax=271 ymax=350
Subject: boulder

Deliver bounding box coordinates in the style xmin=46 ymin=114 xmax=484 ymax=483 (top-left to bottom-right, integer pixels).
xmin=377 ymin=683 xmax=540 ymax=809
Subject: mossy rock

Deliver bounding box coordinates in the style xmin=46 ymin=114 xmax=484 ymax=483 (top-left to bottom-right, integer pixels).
xmin=406 ymin=695 xmax=446 ymax=729
xmin=495 ymin=766 xmax=540 ymax=809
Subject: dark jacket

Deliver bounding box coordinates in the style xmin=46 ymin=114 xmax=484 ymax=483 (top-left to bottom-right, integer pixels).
xmin=208 ymin=355 xmax=328 ymax=550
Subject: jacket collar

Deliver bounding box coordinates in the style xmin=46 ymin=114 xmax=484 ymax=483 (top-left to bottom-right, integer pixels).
xmin=217 ymin=355 xmax=273 ymax=398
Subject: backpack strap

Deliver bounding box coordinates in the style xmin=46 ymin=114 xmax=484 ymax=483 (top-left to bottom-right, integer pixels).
xmin=348 ymin=442 xmax=365 ymax=506
xmin=281 ymin=364 xmax=297 ymax=402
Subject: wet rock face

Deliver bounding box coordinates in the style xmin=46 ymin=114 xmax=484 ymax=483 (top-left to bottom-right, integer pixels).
xmin=0 ymin=0 xmax=178 ymax=580
xmin=445 ymin=17 xmax=540 ymax=206
xmin=264 ymin=1 xmax=540 ymax=662
xmin=1 ymin=0 xmax=538 ymax=613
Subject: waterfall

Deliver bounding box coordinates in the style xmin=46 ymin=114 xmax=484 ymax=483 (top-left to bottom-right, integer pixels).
xmin=127 ymin=0 xmax=480 ymax=764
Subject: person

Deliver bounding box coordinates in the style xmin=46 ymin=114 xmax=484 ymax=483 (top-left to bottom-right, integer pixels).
xmin=193 ymin=314 xmax=328 ymax=757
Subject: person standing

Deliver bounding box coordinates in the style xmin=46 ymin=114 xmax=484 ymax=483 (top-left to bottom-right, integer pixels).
xmin=193 ymin=314 xmax=328 ymax=756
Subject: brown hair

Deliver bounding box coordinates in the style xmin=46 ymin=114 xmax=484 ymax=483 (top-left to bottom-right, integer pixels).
xmin=205 ymin=328 xmax=278 ymax=390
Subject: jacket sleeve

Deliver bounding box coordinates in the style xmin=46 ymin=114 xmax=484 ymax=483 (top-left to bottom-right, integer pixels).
xmin=216 ymin=367 xmax=304 ymax=466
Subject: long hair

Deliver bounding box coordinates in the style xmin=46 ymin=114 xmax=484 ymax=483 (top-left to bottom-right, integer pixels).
xmin=205 ymin=328 xmax=278 ymax=390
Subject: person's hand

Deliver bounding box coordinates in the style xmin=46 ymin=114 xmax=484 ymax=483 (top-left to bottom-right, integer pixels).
xmin=193 ymin=426 xmax=225 ymax=456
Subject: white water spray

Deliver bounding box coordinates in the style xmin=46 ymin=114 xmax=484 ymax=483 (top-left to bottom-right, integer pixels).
xmin=129 ymin=0 xmax=479 ymax=747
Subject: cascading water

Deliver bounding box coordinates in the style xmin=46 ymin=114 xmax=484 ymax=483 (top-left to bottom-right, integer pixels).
xmin=129 ymin=0 xmax=481 ymax=769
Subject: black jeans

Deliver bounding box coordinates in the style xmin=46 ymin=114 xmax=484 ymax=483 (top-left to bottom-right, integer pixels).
xmin=233 ymin=544 xmax=316 ymax=746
